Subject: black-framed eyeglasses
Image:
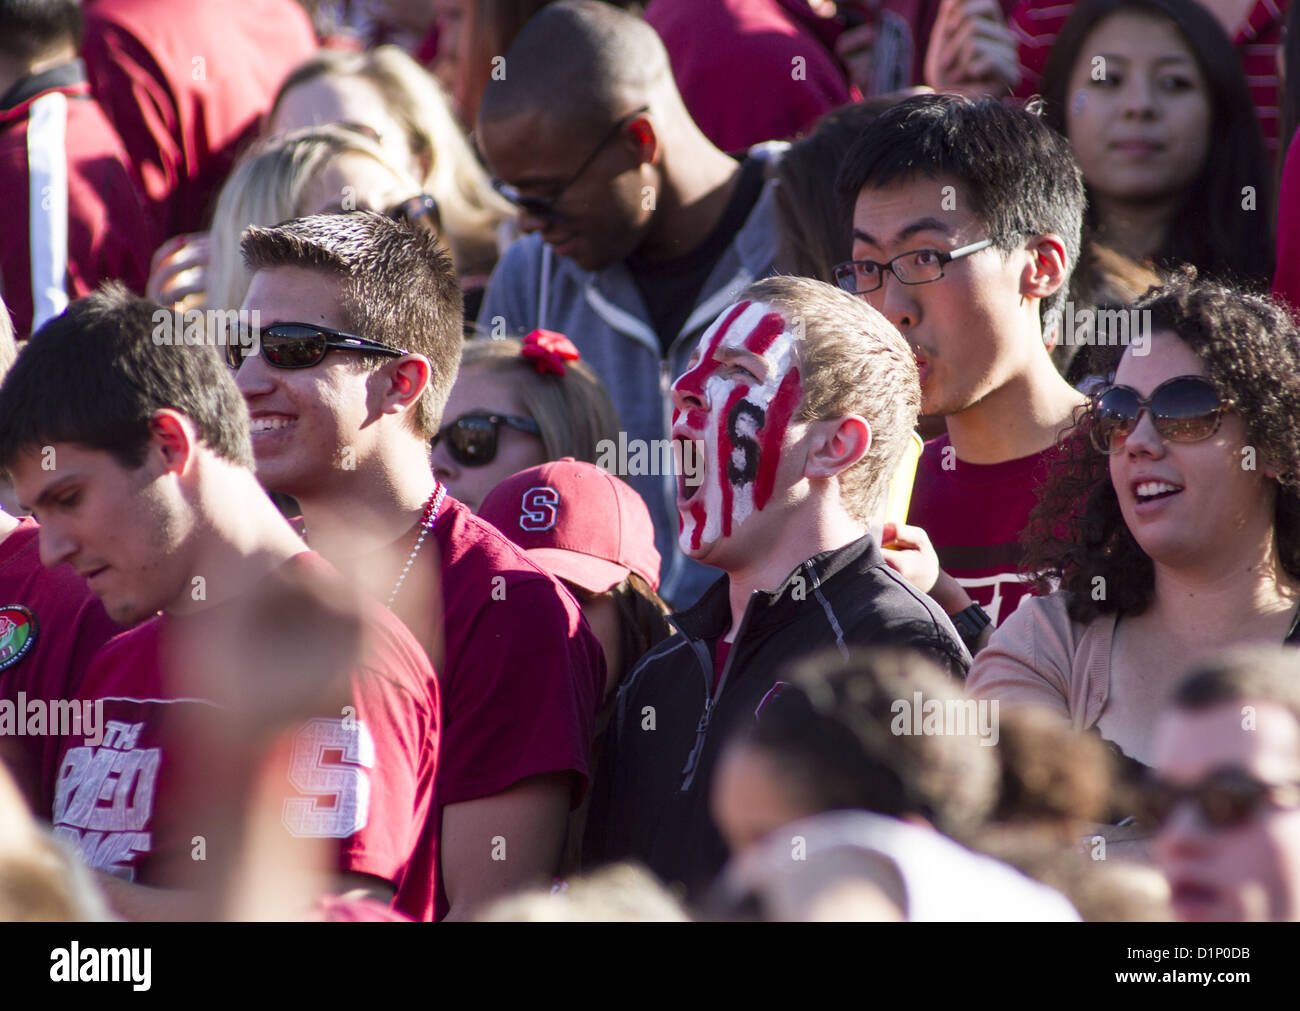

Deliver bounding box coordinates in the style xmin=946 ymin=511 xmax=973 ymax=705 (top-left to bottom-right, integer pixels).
xmin=832 ymin=238 xmax=998 ymax=295
xmin=1136 ymin=767 xmax=1300 ymax=832
xmin=433 ymin=412 xmax=541 ymax=467
xmin=225 ymin=322 xmax=409 ymax=370
xmin=1088 ymin=375 xmax=1229 ymax=455
xmin=491 ymin=105 xmax=650 ymax=223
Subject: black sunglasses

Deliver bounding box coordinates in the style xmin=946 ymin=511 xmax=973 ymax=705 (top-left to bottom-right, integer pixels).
xmin=433 ymin=412 xmax=541 ymax=467
xmin=491 ymin=106 xmax=650 ymax=223
xmin=1089 ymin=375 xmax=1229 ymax=455
xmin=225 ymin=322 xmax=408 ymax=370
xmin=1137 ymin=767 xmax=1300 ymax=832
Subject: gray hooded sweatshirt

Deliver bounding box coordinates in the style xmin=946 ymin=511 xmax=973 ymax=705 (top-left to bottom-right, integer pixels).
xmin=477 ymin=142 xmax=787 ymax=607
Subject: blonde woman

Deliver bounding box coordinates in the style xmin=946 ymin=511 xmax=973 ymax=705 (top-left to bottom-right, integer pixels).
xmin=267 ymin=45 xmax=512 ymax=291
xmin=150 ymin=124 xmax=427 ymax=313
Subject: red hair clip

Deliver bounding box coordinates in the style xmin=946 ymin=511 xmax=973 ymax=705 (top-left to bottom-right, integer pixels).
xmin=520 ymin=329 xmax=581 ymax=377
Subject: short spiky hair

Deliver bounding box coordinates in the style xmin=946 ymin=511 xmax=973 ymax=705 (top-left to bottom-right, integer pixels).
xmin=240 ymin=212 xmax=463 ymax=439
xmin=0 ymin=283 xmax=253 ymax=471
xmin=835 ymin=93 xmax=1085 ymax=328
xmin=741 ymin=275 xmax=920 ymax=523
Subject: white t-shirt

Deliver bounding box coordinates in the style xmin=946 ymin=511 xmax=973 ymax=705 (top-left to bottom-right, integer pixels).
xmin=724 ymin=810 xmax=1081 ymax=922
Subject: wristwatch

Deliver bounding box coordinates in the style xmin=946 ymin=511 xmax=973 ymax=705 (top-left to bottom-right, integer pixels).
xmin=949 ymin=602 xmax=992 ymax=653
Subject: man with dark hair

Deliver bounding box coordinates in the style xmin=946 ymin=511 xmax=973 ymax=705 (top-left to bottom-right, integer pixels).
xmin=588 ymin=275 xmax=968 ymax=897
xmin=1151 ymin=646 xmax=1300 ymax=922
xmin=835 ymin=93 xmax=1087 ymax=634
xmin=0 ymin=0 xmax=151 ymax=337
xmin=0 ymin=284 xmax=442 ymax=920
xmin=475 ymin=0 xmax=784 ymax=607
xmin=235 ymin=212 xmax=605 ymax=921
xmin=0 ymin=290 xmax=119 ymax=819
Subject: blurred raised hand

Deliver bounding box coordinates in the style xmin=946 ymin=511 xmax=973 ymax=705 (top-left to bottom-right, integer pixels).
xmin=924 ymin=0 xmax=1021 ymax=98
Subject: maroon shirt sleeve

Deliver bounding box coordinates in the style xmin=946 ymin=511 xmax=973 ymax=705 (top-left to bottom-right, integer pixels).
xmin=438 ymin=573 xmax=605 ymax=807
xmin=326 ymin=664 xmax=437 ymax=887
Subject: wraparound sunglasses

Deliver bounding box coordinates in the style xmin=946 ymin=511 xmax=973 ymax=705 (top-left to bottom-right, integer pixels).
xmin=225 ymin=322 xmax=408 ymax=370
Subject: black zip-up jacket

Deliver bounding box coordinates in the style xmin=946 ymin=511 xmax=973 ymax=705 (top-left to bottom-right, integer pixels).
xmin=584 ymin=533 xmax=971 ymax=898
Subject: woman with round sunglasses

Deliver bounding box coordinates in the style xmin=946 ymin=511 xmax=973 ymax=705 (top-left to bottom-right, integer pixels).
xmin=967 ymin=271 xmax=1300 ymax=775
xmin=432 ymin=330 xmax=621 ymax=513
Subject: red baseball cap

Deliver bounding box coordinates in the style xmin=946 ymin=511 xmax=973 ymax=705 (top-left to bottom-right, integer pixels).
xmin=478 ymin=458 xmax=661 ymax=593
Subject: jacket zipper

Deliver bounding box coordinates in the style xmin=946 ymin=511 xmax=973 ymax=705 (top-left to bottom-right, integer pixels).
xmin=678 ymin=596 xmax=756 ymax=791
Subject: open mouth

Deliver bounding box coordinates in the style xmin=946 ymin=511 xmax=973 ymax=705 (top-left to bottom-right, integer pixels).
xmin=1133 ymin=479 xmax=1183 ymax=505
xmin=1169 ymin=879 xmax=1219 ymax=917
xmin=675 ymin=435 xmax=703 ymax=502
xmin=250 ymin=415 xmax=296 ymax=435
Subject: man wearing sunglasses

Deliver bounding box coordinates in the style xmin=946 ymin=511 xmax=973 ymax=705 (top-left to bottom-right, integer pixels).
xmin=235 ymin=212 xmax=606 ymax=921
xmin=474 ymin=1 xmax=785 ymax=608
xmin=835 ymin=94 xmax=1088 ymax=637
xmin=1151 ymin=646 xmax=1300 ymax=922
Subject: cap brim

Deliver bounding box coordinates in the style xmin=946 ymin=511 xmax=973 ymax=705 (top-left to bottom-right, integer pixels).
xmin=524 ymin=547 xmax=631 ymax=595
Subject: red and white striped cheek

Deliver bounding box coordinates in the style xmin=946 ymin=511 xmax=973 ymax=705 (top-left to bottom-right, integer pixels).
xmin=679 ymin=302 xmax=802 ymax=553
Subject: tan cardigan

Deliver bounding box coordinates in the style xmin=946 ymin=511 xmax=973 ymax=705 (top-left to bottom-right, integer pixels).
xmin=965 ymin=592 xmax=1117 ymax=730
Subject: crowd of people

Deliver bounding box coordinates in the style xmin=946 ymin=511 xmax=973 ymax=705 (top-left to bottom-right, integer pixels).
xmin=1 ymin=0 xmax=1300 ymax=924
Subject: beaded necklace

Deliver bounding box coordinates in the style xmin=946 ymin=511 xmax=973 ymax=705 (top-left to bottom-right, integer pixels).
xmin=386 ymin=482 xmax=447 ymax=609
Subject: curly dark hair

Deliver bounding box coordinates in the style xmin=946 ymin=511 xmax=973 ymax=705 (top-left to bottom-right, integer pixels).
xmin=1022 ymin=269 xmax=1300 ymax=622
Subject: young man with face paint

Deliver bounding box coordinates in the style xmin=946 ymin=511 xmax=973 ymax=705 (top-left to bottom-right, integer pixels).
xmin=835 ymin=94 xmax=1088 ymax=634
xmin=585 ymin=276 xmax=969 ymax=898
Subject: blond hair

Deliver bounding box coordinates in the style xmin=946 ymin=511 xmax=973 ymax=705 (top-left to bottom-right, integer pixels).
xmin=742 ymin=276 xmax=921 ymax=523
xmin=459 ymin=337 xmax=621 ymax=462
xmin=476 ymin=863 xmax=690 ymax=922
xmin=272 ymin=46 xmax=512 ymax=279
xmin=206 ymin=124 xmax=415 ymax=311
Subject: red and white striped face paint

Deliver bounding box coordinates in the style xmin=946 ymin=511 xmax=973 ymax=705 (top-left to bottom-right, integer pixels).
xmin=671 ymin=300 xmax=803 ymax=557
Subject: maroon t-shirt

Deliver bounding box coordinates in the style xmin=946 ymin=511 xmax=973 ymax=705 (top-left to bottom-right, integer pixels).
xmin=0 ymin=517 xmax=120 ymax=817
xmin=416 ymin=497 xmax=605 ymax=919
xmin=49 ymin=551 xmax=442 ymax=920
xmin=432 ymin=499 xmax=604 ymax=800
xmin=907 ymin=434 xmax=1054 ymax=626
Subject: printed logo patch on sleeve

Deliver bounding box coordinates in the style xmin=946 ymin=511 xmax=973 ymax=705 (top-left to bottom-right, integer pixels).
xmin=0 ymin=605 xmax=37 ymax=671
